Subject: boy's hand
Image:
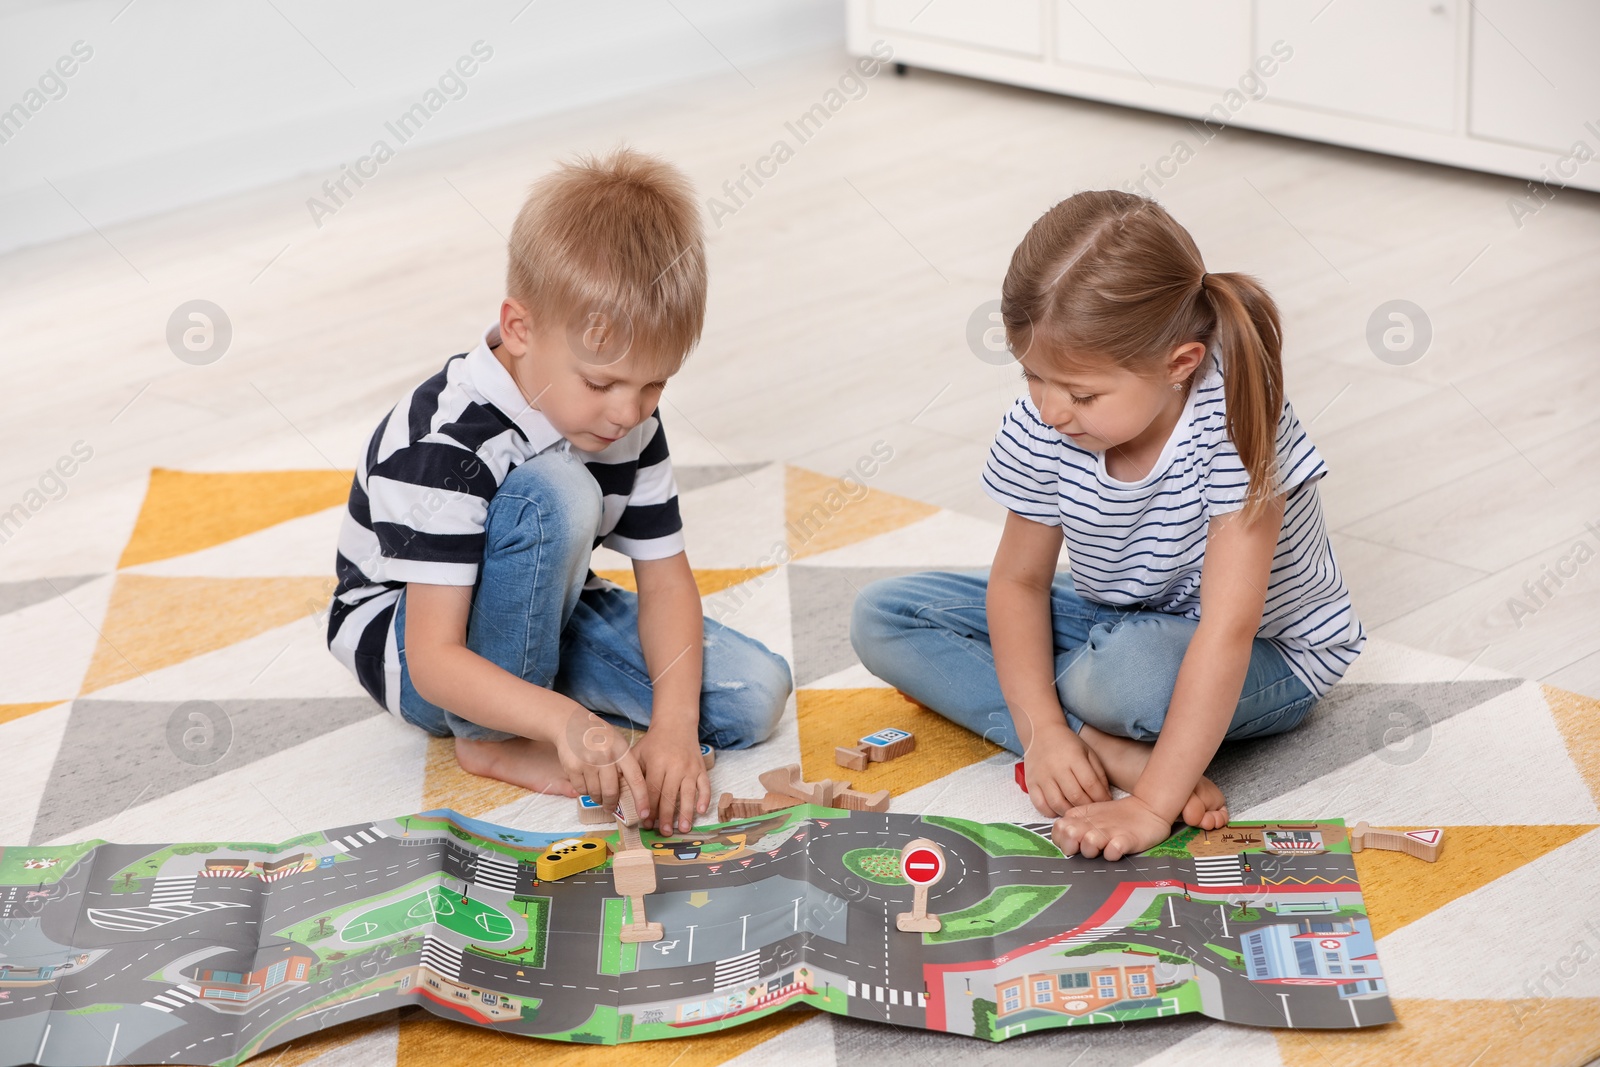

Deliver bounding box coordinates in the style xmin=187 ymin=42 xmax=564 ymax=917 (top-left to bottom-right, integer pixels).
xmin=632 ymin=727 xmax=710 ymax=836
xmin=553 ymin=708 xmax=649 ymax=820
xmin=1051 ymin=794 xmax=1176 ymax=861
xmin=1021 ymin=725 xmax=1112 ymax=818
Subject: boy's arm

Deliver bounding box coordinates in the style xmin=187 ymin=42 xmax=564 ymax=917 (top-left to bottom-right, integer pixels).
xmin=404 ymin=582 xmax=648 ymax=810
xmin=630 ymin=550 xmax=710 ymax=834
xmin=1054 ymin=489 xmax=1288 ymax=860
xmin=987 ymin=510 xmax=1111 ymax=816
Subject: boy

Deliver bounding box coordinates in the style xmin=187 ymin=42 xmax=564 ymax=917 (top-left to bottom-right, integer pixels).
xmin=326 ymin=147 xmax=792 ymax=834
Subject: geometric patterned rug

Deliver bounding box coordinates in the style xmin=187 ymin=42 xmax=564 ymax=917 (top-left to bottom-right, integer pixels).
xmin=4 ymin=462 xmax=1598 ymax=1066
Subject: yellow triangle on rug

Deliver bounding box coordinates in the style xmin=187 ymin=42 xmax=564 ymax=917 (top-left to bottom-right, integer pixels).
xmin=1278 ymin=997 xmax=1600 ymax=1067
xmin=118 ymin=468 xmax=353 ymax=569
xmin=797 ymin=687 xmax=1004 ymax=796
xmin=785 ymin=466 xmax=937 ymax=560
xmin=1353 ymin=824 xmax=1596 ymax=939
xmin=80 ymin=574 xmax=335 ymax=693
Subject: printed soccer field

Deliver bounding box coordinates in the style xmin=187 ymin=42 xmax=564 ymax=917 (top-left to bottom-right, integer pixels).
xmin=341 ymin=885 xmax=515 ymax=943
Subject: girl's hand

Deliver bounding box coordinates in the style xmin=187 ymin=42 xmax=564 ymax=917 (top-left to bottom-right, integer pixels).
xmin=1022 ymin=726 xmax=1112 ymax=817
xmin=1051 ymin=795 xmax=1176 ymax=861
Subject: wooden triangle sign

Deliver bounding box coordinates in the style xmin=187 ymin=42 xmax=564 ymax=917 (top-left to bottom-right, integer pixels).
xmin=1405 ymin=828 xmax=1443 ymax=844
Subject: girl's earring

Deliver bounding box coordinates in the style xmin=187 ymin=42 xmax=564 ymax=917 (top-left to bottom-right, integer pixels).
xmin=1172 ymin=381 xmax=1184 ymax=391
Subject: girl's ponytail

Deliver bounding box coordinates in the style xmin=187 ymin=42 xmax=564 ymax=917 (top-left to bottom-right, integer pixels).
xmin=1002 ymin=190 xmax=1290 ymax=527
xmin=1201 ymin=271 xmax=1285 ymax=526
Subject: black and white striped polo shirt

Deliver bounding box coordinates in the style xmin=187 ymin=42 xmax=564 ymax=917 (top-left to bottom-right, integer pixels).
xmin=982 ymin=343 xmax=1365 ymax=700
xmin=327 ymin=321 xmax=685 ymax=715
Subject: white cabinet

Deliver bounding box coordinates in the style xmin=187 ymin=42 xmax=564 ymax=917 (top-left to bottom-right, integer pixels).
xmin=1255 ymin=0 xmax=1460 ymax=132
xmin=1054 ymin=1 xmax=1253 ymax=93
xmin=869 ymin=0 xmax=1044 ymax=58
xmin=1468 ymin=0 xmax=1600 ymax=153
xmin=845 ymin=0 xmax=1599 ymax=191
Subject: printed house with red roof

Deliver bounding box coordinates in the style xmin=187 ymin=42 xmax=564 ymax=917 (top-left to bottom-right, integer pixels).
xmin=994 ymin=950 xmax=1192 ymax=1021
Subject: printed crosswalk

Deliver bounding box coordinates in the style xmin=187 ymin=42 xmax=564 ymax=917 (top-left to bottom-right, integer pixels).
xmin=1058 ymin=920 xmax=1127 ymax=947
xmin=420 ymin=936 xmax=464 ymax=982
xmin=845 ymin=979 xmax=927 ymax=1007
xmin=142 ymin=983 xmax=199 ymax=1013
xmin=472 ymin=853 xmax=520 ymax=893
xmin=86 ymin=900 xmax=249 ymax=933
xmin=329 ymin=825 xmax=390 ymax=853
xmin=712 ymin=950 xmax=762 ymax=990
xmin=1192 ymin=855 xmax=1244 ymax=888
xmin=148 ymin=877 xmax=195 ymax=905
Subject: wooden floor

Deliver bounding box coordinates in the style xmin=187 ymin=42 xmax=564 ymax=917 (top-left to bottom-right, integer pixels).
xmin=2 ymin=47 xmax=1597 ymax=697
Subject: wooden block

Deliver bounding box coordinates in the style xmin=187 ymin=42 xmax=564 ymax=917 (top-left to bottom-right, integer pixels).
xmin=717 ymin=793 xmax=767 ymax=821
xmin=834 ymin=786 xmax=890 ymax=813
xmin=612 ymin=848 xmax=657 ymax=897
xmin=758 ymin=764 xmax=810 ymax=801
xmin=860 ymin=728 xmax=915 ymax=763
xmin=760 ymin=792 xmax=804 ymax=813
xmin=619 ymin=918 xmax=664 ymax=944
xmin=535 ymin=836 xmax=610 ymax=881
xmin=701 ymin=743 xmax=716 ymax=770
xmin=1349 ymin=820 xmax=1443 ymax=862
xmin=896 ymin=912 xmax=941 ymax=933
xmin=759 ymin=764 xmax=850 ymax=805
xmin=613 ymin=784 xmax=640 ymax=828
xmin=577 ymin=795 xmax=612 ymax=825
xmin=835 ymin=745 xmax=870 ymax=772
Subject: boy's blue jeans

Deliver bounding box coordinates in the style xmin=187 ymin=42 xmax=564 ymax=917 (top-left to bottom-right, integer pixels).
xmin=394 ymin=444 xmax=792 ymax=748
xmin=849 ymin=569 xmax=1317 ymax=757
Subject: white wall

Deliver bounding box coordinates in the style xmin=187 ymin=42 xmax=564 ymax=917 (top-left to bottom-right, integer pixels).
xmin=0 ymin=0 xmax=845 ymax=254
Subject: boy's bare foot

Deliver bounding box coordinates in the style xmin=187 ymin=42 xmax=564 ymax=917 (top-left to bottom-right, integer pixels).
xmin=1076 ymin=724 xmax=1229 ymax=830
xmin=454 ymin=736 xmax=576 ymax=796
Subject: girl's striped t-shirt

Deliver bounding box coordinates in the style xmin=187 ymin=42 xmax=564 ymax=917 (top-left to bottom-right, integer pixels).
xmin=981 ymin=344 xmax=1365 ymax=699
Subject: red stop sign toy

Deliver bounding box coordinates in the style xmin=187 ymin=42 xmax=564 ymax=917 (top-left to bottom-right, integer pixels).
xmin=896 ymin=838 xmax=944 ymax=933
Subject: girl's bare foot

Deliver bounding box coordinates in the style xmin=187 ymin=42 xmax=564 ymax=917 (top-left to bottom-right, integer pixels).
xmin=454 ymin=736 xmax=575 ymax=796
xmin=1075 ymin=724 xmax=1229 ymax=830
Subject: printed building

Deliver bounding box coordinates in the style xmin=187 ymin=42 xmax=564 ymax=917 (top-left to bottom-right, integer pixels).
xmin=1263 ymin=829 xmax=1326 ymax=854
xmin=399 ymin=967 xmax=526 ymax=1023
xmin=674 ymin=969 xmax=816 ymax=1025
xmin=1241 ymin=917 xmax=1386 ymax=999
xmin=995 ymin=951 xmax=1179 ymax=1020
xmin=191 ymin=954 xmax=312 ymax=1011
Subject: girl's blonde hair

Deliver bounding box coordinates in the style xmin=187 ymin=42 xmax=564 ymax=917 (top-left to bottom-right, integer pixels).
xmin=1002 ymin=190 xmax=1285 ymax=525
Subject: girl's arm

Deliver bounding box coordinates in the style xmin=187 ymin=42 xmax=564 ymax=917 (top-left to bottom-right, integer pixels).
xmin=1053 ymin=488 xmax=1289 ymax=860
xmin=988 ymin=510 xmax=1112 ymax=815
xmin=1134 ymin=489 xmax=1289 ymax=821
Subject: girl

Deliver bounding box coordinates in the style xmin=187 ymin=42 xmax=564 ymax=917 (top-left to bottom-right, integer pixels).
xmin=850 ymin=190 xmax=1365 ymax=860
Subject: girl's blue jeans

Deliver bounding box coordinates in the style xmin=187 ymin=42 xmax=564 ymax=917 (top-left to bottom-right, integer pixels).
xmin=849 ymin=568 xmax=1317 ymax=756
xmin=394 ymin=444 xmax=792 ymax=749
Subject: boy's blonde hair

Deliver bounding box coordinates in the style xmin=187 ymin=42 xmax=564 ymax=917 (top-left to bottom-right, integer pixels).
xmin=1002 ymin=190 xmax=1286 ymax=525
xmin=507 ymin=146 xmax=706 ymax=374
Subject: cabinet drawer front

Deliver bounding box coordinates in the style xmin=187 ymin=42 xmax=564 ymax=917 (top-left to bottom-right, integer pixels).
xmin=870 ymin=0 xmax=1045 ymax=58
